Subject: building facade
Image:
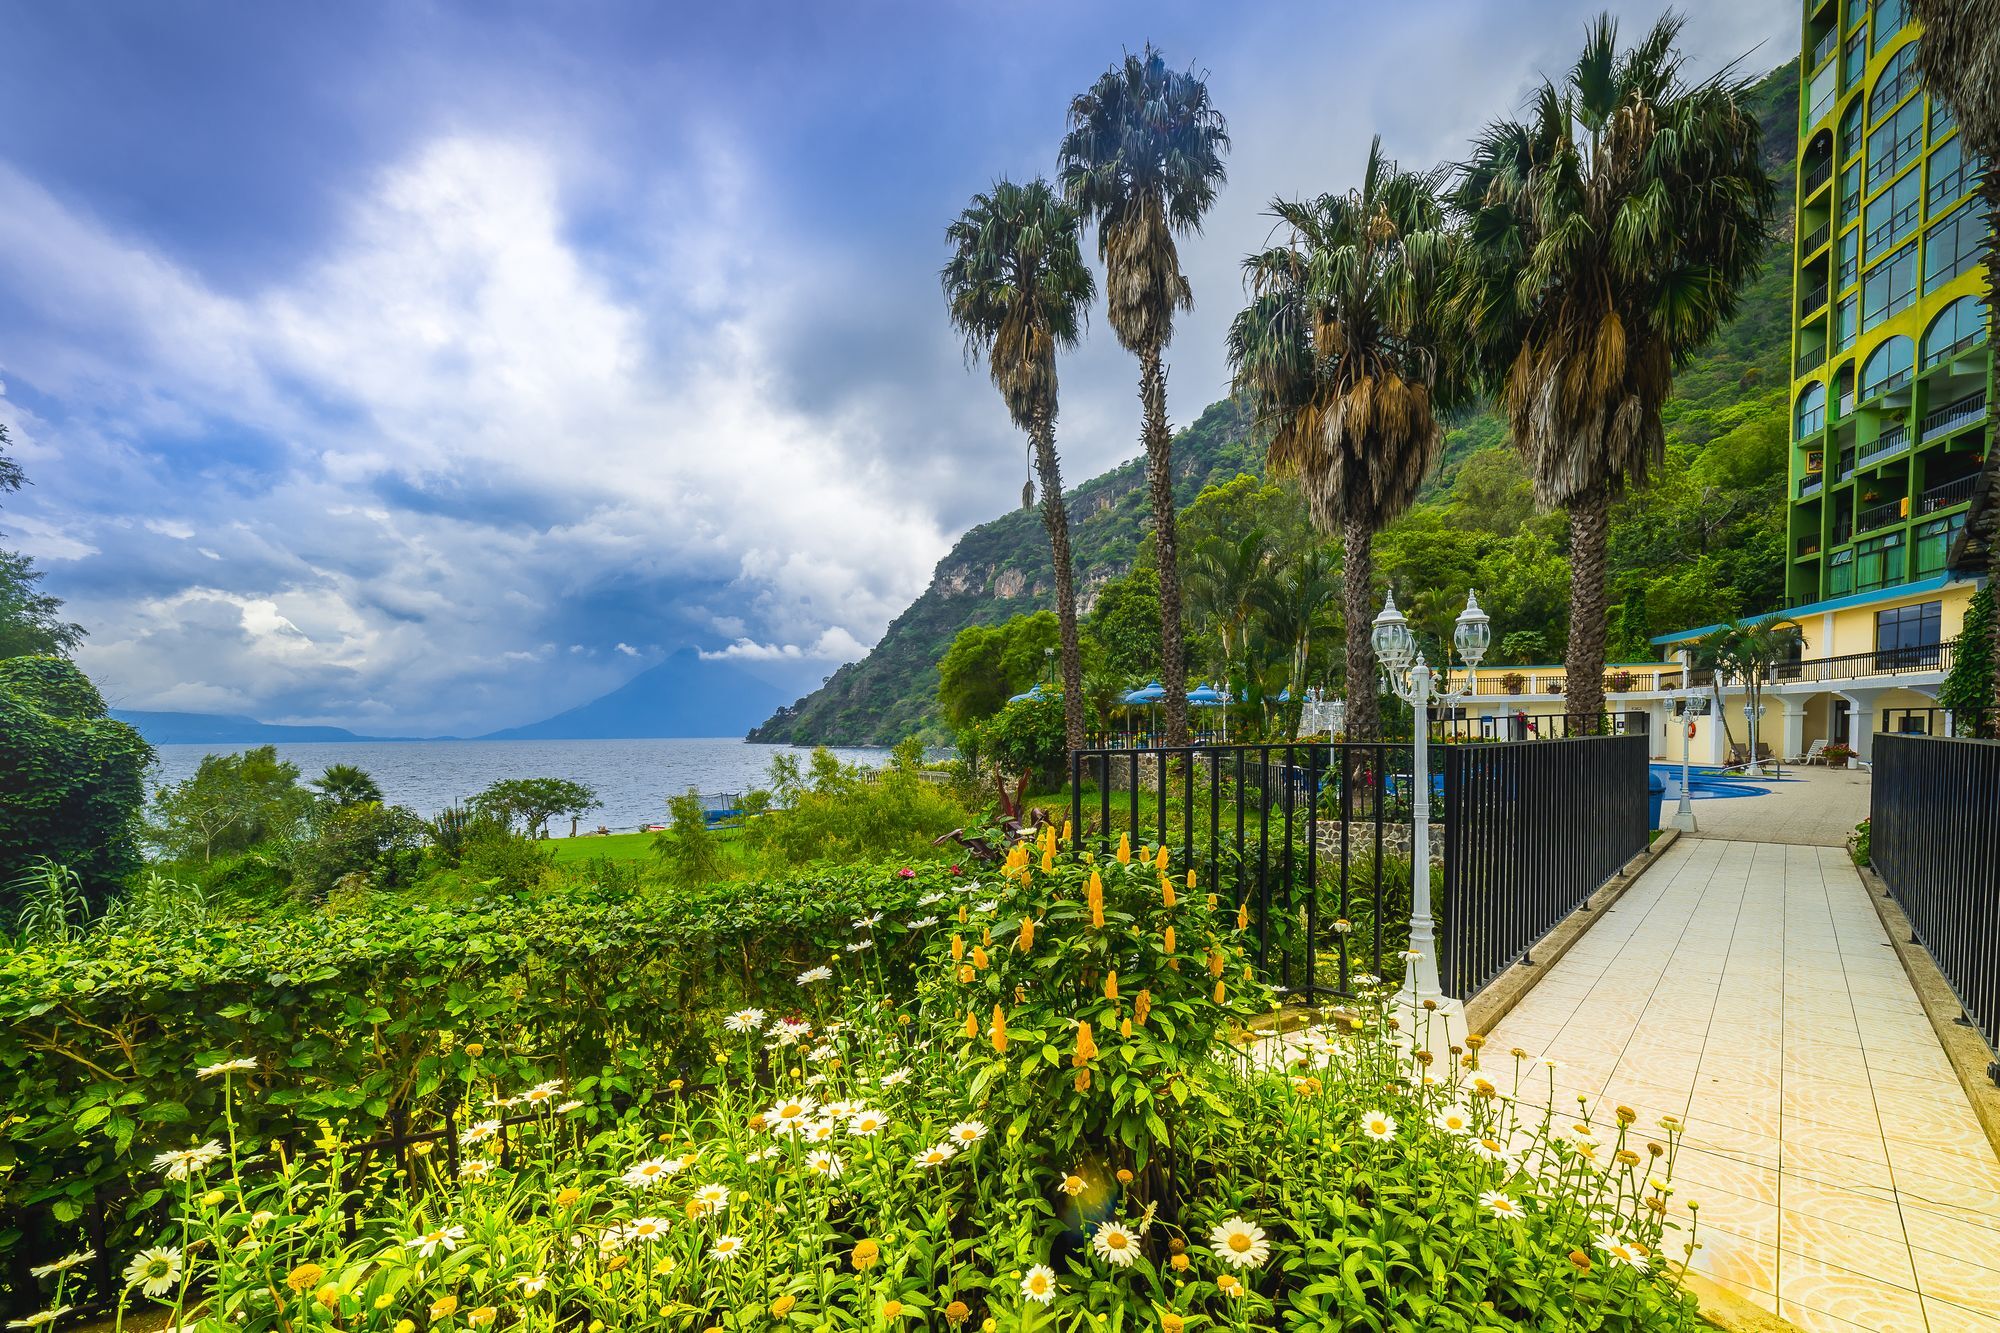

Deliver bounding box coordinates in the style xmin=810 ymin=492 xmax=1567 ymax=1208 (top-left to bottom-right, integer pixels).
xmin=1789 ymin=0 xmax=1990 ymax=605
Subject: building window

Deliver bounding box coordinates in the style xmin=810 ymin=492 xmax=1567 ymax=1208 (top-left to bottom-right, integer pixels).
xmin=1923 ymin=295 xmax=1989 ymax=367
xmin=1869 ymin=41 xmax=1921 ymax=119
xmin=1862 ymin=243 xmax=1918 ymax=329
xmin=1797 ymin=383 xmax=1827 ymax=438
xmin=1927 ymin=135 xmax=1975 ymax=211
xmin=1836 ymin=294 xmax=1858 ymax=350
xmin=1867 ymin=100 xmax=1924 ymax=188
xmin=1830 ymin=547 xmax=1856 ymax=595
xmin=1865 ymin=171 xmax=1922 ymax=253
xmin=1931 ymin=95 xmax=1957 ymax=139
xmin=1840 ymin=163 xmax=1862 ymax=223
xmin=1839 ymin=229 xmax=1860 ymax=288
xmin=1875 ymin=601 xmax=1941 ymax=669
xmin=1860 ymin=335 xmax=1915 ymax=397
xmin=1845 ymin=28 xmax=1867 ymax=86
xmin=1855 ymin=531 xmax=1906 ymax=591
xmin=1924 ymin=203 xmax=1989 ymax=294
xmin=1915 ymin=515 xmax=1967 ymax=575
xmin=1871 ymin=0 xmax=1910 ymax=51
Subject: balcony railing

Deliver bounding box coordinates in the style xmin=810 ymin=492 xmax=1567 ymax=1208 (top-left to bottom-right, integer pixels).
xmin=1838 ymin=445 xmax=1857 ymax=480
xmin=1798 ymin=405 xmax=1827 ymax=437
xmin=1801 ymin=220 xmax=1831 ymax=254
xmin=1770 ymin=638 xmax=1957 ymax=685
xmin=1812 ymin=27 xmax=1838 ymax=69
xmin=1920 ymin=473 xmax=1978 ymax=514
xmin=1922 ymin=390 xmax=1987 ymax=440
xmin=1858 ymin=426 xmax=1911 ymax=467
xmin=1800 ymin=281 xmax=1830 ymax=316
xmin=1797 ymin=537 xmax=1823 ymax=557
xmin=1857 ymin=497 xmax=1906 ymax=533
xmin=1798 ymin=345 xmax=1828 ymax=374
xmin=1800 ymin=475 xmax=1825 ymax=498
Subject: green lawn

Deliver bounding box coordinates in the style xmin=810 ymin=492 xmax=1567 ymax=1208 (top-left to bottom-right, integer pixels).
xmin=548 ymin=825 xmax=754 ymax=868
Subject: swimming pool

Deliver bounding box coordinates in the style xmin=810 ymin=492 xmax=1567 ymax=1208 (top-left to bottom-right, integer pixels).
xmin=1649 ymin=763 xmax=1775 ymax=801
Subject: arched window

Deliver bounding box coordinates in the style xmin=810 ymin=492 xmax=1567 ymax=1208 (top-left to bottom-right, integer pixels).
xmin=1923 ymin=296 xmax=1989 ymax=367
xmin=1859 ymin=335 xmax=1914 ymax=399
xmin=1796 ymin=382 xmax=1828 ymax=437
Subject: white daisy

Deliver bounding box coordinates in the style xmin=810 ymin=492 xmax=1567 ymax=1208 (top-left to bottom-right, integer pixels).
xmin=196 ymin=1057 xmax=257 ymax=1079
xmin=913 ymin=1143 xmax=957 ymax=1169
xmin=845 ymin=940 xmax=873 ymax=952
xmin=1091 ymin=1221 xmax=1140 ymax=1267
xmin=802 ymin=1119 xmax=839 ymax=1143
xmin=624 ymin=1216 xmax=670 ymax=1244
xmin=1358 ymin=1111 xmax=1398 ymax=1142
xmin=1432 ymin=1106 xmax=1474 ymax=1135
xmin=878 ymin=1068 xmax=912 ymax=1089
xmin=797 ymin=966 xmax=833 ymax=985
xmin=918 ymin=891 xmax=946 ymax=906
xmin=623 ymin=1157 xmax=682 ymax=1189
xmin=557 ymin=1099 xmax=584 ymax=1113
xmin=947 ymin=1119 xmax=989 ymax=1147
xmin=723 ymin=1008 xmax=766 ymax=1034
xmin=823 ymin=1100 xmax=858 ymax=1119
xmin=806 ymin=1150 xmax=845 ymax=1179
xmin=405 ymin=1224 xmax=468 ymax=1257
xmin=847 ymin=1109 xmax=889 ymax=1137
xmin=1208 ymin=1217 xmax=1269 ymax=1269
xmin=907 ymin=916 xmax=940 ymax=929
xmin=7 ymin=1307 xmax=73 ymax=1329
xmin=123 ymin=1245 xmax=183 ymax=1298
xmin=464 ymin=1119 xmax=501 ymax=1145
xmin=1481 ymin=1190 xmax=1525 ymax=1219
xmin=28 ymin=1249 xmax=93 ymax=1279
xmin=1470 ymin=1137 xmax=1511 ymax=1163
xmin=1020 ymin=1264 xmax=1057 ymax=1304
xmin=765 ymin=1097 xmax=818 ymax=1134
xmin=690 ymin=1183 xmax=730 ymax=1214
xmin=514 ymin=1273 xmax=548 ymax=1295
xmin=853 ymin=913 xmax=883 ymax=929
xmin=807 ymin=1043 xmax=839 ymax=1063
xmin=522 ymin=1079 xmax=565 ymax=1105
xmin=151 ymin=1141 xmax=225 ymax=1181
xmin=458 ymin=1158 xmax=494 ymax=1181
xmin=710 ymin=1234 xmax=747 ymax=1262
xmin=975 ymin=900 xmax=998 ymax=913
xmin=1595 ymin=1233 xmax=1649 ymax=1272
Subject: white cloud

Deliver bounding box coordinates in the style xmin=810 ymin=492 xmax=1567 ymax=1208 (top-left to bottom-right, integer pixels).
xmin=700 ymin=626 xmax=868 ymax=662
xmin=615 ymin=642 xmax=639 ymax=656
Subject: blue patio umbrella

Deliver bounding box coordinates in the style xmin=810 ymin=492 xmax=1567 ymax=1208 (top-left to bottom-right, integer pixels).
xmin=1007 ymin=684 xmax=1046 ymax=704
xmin=1122 ymin=681 xmax=1166 ymax=704
xmin=1185 ymin=684 xmax=1228 ymax=705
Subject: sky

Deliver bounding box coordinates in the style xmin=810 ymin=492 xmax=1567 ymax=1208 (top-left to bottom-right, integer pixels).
xmin=0 ymin=0 xmax=1795 ymax=736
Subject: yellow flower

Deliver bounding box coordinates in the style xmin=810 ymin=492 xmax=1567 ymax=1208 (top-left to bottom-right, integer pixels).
xmin=555 ymin=1186 xmax=582 ymax=1207
xmin=286 ymin=1264 xmax=325 ymax=1293
xmin=1155 ymin=844 xmax=1169 ymax=871
xmin=463 ymin=1042 xmax=484 ymax=1057
xmin=1237 ymin=901 xmax=1250 ymax=930
xmin=944 ymin=1300 xmax=970 ymax=1327
xmin=1087 ymin=871 xmax=1105 ymax=928
xmin=1217 ymin=1274 xmax=1242 ymax=1297
xmin=1116 ymin=832 xmax=1131 ymax=864
xmin=1208 ymin=950 xmax=1225 ymax=979
xmin=1162 ymin=925 xmax=1175 ymax=955
xmin=1120 ymin=1017 xmax=1132 ymax=1038
xmin=952 ymin=934 xmax=965 ymax=962
xmin=315 ymin=1284 xmax=340 ymax=1310
xmin=963 ymin=1010 xmax=980 ymax=1041
xmin=1104 ymin=970 xmax=1119 ymax=1001
xmin=1060 ymin=1173 xmax=1086 ymax=1195
xmin=430 ymin=1295 xmax=458 ymax=1319
xmin=971 ymin=946 xmax=989 ymax=970
xmin=396 ymin=1323 xmax=415 ymax=1333
xmin=1214 ymin=980 xmax=1226 ymax=1004
xmin=1116 ymin=1168 xmax=1134 ymax=1183
xmin=958 ymin=903 xmax=969 ymax=924
xmin=1041 ymin=842 xmax=1055 ymax=872
xmin=1162 ymin=1315 xmax=1185 ymax=1333
xmin=1075 ymin=1069 xmax=1091 ymax=1091
xmin=1073 ymin=1021 xmax=1098 ymax=1065
xmin=1170 ymin=1253 xmax=1189 ymax=1271
xmin=468 ymin=1307 xmax=496 ymax=1327
xmin=957 ymin=965 xmax=977 ymax=985
xmin=1133 ymin=990 xmax=1152 ymax=1025
xmin=1061 ymin=819 xmax=1072 ymax=845
xmin=990 ymin=1005 xmax=1009 ymax=1054
xmin=1206 ymin=893 xmax=1217 ymax=911
xmin=1161 ymin=874 xmax=1177 ymax=908
xmin=883 ymin=1300 xmax=905 ymax=1319
xmin=771 ymin=1294 xmax=797 ymax=1318
xmin=852 ymin=1239 xmax=880 ymax=1271
xmin=1017 ymin=917 xmax=1035 ymax=951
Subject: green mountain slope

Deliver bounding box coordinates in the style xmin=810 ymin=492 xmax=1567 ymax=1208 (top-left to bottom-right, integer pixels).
xmin=754 ymin=59 xmax=1800 ymax=747
xmin=749 ymin=400 xmax=1261 ymax=744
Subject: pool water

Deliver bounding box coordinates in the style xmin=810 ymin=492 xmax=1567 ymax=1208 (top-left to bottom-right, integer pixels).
xmin=1649 ymin=763 xmax=1776 ymax=801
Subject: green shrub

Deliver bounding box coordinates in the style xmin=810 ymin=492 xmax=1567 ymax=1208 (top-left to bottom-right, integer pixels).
xmin=290 ymin=801 xmax=428 ymax=899
xmin=654 ymin=788 xmax=725 ymax=888
xmin=1849 ymin=816 xmax=1871 ymax=867
xmin=977 ymin=688 xmax=1070 ymax=790
xmin=143 ymin=745 xmax=313 ymax=866
xmin=745 ymin=749 xmax=972 ymax=867
xmin=1939 ymin=582 xmax=1995 ymax=737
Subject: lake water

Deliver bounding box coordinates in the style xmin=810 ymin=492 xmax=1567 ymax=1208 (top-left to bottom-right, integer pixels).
xmin=146 ymin=738 xmax=891 ymax=835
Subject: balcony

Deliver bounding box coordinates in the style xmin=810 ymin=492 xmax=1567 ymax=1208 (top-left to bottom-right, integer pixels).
xmin=1799 ymin=281 xmax=1830 ymax=317
xmin=1799 ymin=475 xmax=1825 ymax=498
xmin=1922 ymin=390 xmax=1988 ymax=441
xmin=1857 ymin=497 xmax=1906 ymax=533
xmin=1798 ymin=345 xmax=1828 ymax=374
xmin=1800 ymin=220 xmax=1831 ymax=254
xmin=1796 ymin=536 xmax=1823 ymax=557
xmin=1857 ymin=426 xmax=1910 ymax=467
xmin=1920 ymin=473 xmax=1978 ymax=514
xmin=1770 ymin=638 xmax=1957 ymax=685
xmin=1811 ymin=27 xmax=1838 ymax=70
xmin=1838 ymin=445 xmax=1857 ymax=480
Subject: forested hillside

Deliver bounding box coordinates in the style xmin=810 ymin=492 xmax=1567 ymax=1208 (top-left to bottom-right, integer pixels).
xmin=753 ymin=60 xmax=1799 ymax=746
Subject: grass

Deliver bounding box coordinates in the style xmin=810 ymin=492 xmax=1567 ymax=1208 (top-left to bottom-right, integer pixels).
xmin=547 ymin=825 xmax=750 ymax=867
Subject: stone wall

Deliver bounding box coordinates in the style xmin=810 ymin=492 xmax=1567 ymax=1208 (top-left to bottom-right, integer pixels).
xmin=1315 ymin=822 xmax=1445 ymax=865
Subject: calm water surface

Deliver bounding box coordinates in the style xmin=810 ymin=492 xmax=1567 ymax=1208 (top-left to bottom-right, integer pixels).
xmin=146 ymin=738 xmax=890 ymax=834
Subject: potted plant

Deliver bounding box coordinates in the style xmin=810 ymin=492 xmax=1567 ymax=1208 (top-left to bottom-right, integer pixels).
xmin=1821 ymin=741 xmax=1858 ymax=768
xmin=1606 ymin=669 xmax=1636 ymax=693
xmin=1500 ymin=671 xmax=1526 ymax=696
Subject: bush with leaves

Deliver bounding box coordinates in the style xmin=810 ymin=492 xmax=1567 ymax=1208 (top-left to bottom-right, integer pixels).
xmin=1939 ymin=582 xmax=1996 ymax=738
xmin=977 ymin=688 xmax=1072 ymax=791
xmin=654 ymin=788 xmax=725 ymax=889
xmin=144 ymin=745 xmax=313 ymax=866
xmin=289 ymin=800 xmax=429 ymax=899
xmin=470 ymin=777 xmax=599 ymax=839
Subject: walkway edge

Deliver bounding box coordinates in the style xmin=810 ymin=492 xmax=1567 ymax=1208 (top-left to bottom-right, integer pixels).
xmin=1463 ymin=830 xmax=1681 ymax=1038
xmin=1855 ymin=862 xmax=2000 ymax=1162
xmin=1681 ymin=1273 xmax=1807 ymax=1332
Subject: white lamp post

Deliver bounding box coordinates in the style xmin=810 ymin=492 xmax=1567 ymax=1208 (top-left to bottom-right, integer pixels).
xmin=1372 ymin=589 xmax=1489 ymax=1050
xmin=1743 ymin=700 xmax=1767 ymax=776
xmin=1670 ymin=650 xmax=1699 ymax=833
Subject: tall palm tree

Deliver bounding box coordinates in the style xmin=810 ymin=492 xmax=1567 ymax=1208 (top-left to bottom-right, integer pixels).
xmin=1455 ymin=12 xmax=1773 ymax=726
xmin=1252 ymin=547 xmax=1342 ymax=735
xmin=943 ymin=178 xmax=1098 ymax=755
xmin=1909 ymin=0 xmax=2000 ymax=715
xmin=1227 ymin=138 xmax=1468 ymax=740
xmin=1185 ymin=527 xmax=1269 ymax=691
xmin=1058 ymin=45 xmax=1229 ymax=747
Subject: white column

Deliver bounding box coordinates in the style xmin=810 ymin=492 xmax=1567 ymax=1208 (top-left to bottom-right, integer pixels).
xmin=1843 ymin=689 xmax=1881 ymax=764
xmin=1780 ymin=696 xmax=1808 ymax=765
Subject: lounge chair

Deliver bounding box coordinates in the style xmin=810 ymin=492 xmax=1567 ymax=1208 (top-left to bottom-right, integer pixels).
xmin=1792 ymin=738 xmax=1827 ymax=765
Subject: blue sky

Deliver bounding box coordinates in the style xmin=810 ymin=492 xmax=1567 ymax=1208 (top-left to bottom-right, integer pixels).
xmin=0 ymin=0 xmax=1792 ymax=734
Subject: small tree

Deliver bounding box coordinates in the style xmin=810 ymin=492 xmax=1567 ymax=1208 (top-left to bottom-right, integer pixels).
xmin=311 ymin=763 xmax=384 ymax=807
xmin=147 ymin=745 xmax=313 ymax=864
xmin=471 ymin=777 xmax=599 ymax=839
xmin=654 ymin=789 xmax=725 ymax=889
xmin=1940 ymin=584 xmax=1997 ymax=737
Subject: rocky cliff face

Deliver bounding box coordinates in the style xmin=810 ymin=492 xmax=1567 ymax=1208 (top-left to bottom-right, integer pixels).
xmin=747 ymin=398 xmax=1260 ymax=745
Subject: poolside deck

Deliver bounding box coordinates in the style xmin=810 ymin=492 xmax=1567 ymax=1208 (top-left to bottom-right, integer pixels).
xmin=1662 ymin=765 xmax=1873 ymax=847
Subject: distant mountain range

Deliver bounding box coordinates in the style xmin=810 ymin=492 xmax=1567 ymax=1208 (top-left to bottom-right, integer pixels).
xmin=116 ymin=647 xmax=794 ymax=746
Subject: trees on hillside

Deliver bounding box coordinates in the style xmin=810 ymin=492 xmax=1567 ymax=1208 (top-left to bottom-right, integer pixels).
xmin=1228 ymin=138 xmax=1468 ymax=739
xmin=1059 ymin=44 xmax=1229 ymax=748
xmin=943 ymin=178 xmax=1097 ymax=755
xmin=1456 ymin=12 xmax=1774 ymax=726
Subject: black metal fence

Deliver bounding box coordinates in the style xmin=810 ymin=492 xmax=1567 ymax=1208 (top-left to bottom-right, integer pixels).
xmin=1871 ymin=734 xmax=2000 ymax=1051
xmin=1440 ymin=735 xmax=1652 ymax=999
xmin=1067 ymin=734 xmax=1649 ymax=1006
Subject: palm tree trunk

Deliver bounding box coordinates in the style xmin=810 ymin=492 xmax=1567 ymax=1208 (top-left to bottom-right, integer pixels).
xmin=1340 ymin=516 xmax=1379 ymax=741
xmin=1030 ymin=403 xmax=1087 ymax=757
xmin=1140 ymin=346 xmax=1189 ymax=746
xmin=1565 ymin=482 xmax=1611 ymax=730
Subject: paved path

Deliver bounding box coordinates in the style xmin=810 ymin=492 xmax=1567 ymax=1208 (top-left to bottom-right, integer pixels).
xmin=1669 ymin=766 xmax=1873 ymax=847
xmin=1488 ymin=837 xmax=2000 ymax=1332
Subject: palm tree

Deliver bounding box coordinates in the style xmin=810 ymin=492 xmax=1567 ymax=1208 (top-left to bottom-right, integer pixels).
xmin=1455 ymin=12 xmax=1773 ymax=727
xmin=1252 ymin=547 xmax=1342 ymax=735
xmin=1228 ymin=138 xmax=1467 ymax=740
xmin=1909 ymin=0 xmax=2000 ymax=715
xmin=1185 ymin=527 xmax=1269 ymax=691
xmin=943 ymin=178 xmax=1097 ymax=755
xmin=1734 ymin=615 xmax=1803 ymax=775
xmin=1058 ymin=45 xmax=1229 ymax=747
xmin=311 ymin=763 xmax=383 ymax=807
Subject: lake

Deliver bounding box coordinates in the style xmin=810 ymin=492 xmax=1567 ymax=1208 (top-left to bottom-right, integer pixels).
xmin=146 ymin=738 xmax=891 ymax=835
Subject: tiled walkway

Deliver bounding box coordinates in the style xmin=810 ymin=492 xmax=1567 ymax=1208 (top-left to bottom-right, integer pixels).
xmin=1487 ymin=837 xmax=2000 ymax=1332
xmin=1666 ymin=765 xmax=1872 ymax=845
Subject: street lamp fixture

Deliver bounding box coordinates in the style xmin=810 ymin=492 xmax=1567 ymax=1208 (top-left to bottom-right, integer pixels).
xmin=1373 ymin=588 xmax=1488 ymax=1053
xmin=1670 ymin=651 xmax=1699 ymax=833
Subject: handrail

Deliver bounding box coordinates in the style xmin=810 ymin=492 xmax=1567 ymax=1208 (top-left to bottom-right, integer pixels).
xmin=1857 ymin=497 xmax=1905 ymax=533
xmin=1858 ymin=426 xmax=1910 ymax=466
xmin=1919 ymin=474 xmax=1977 ymax=514
xmin=1770 ymin=638 xmax=1957 ymax=684
xmin=1921 ymin=390 xmax=1987 ymax=439
xmin=1801 ymin=221 xmax=1831 ymax=254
